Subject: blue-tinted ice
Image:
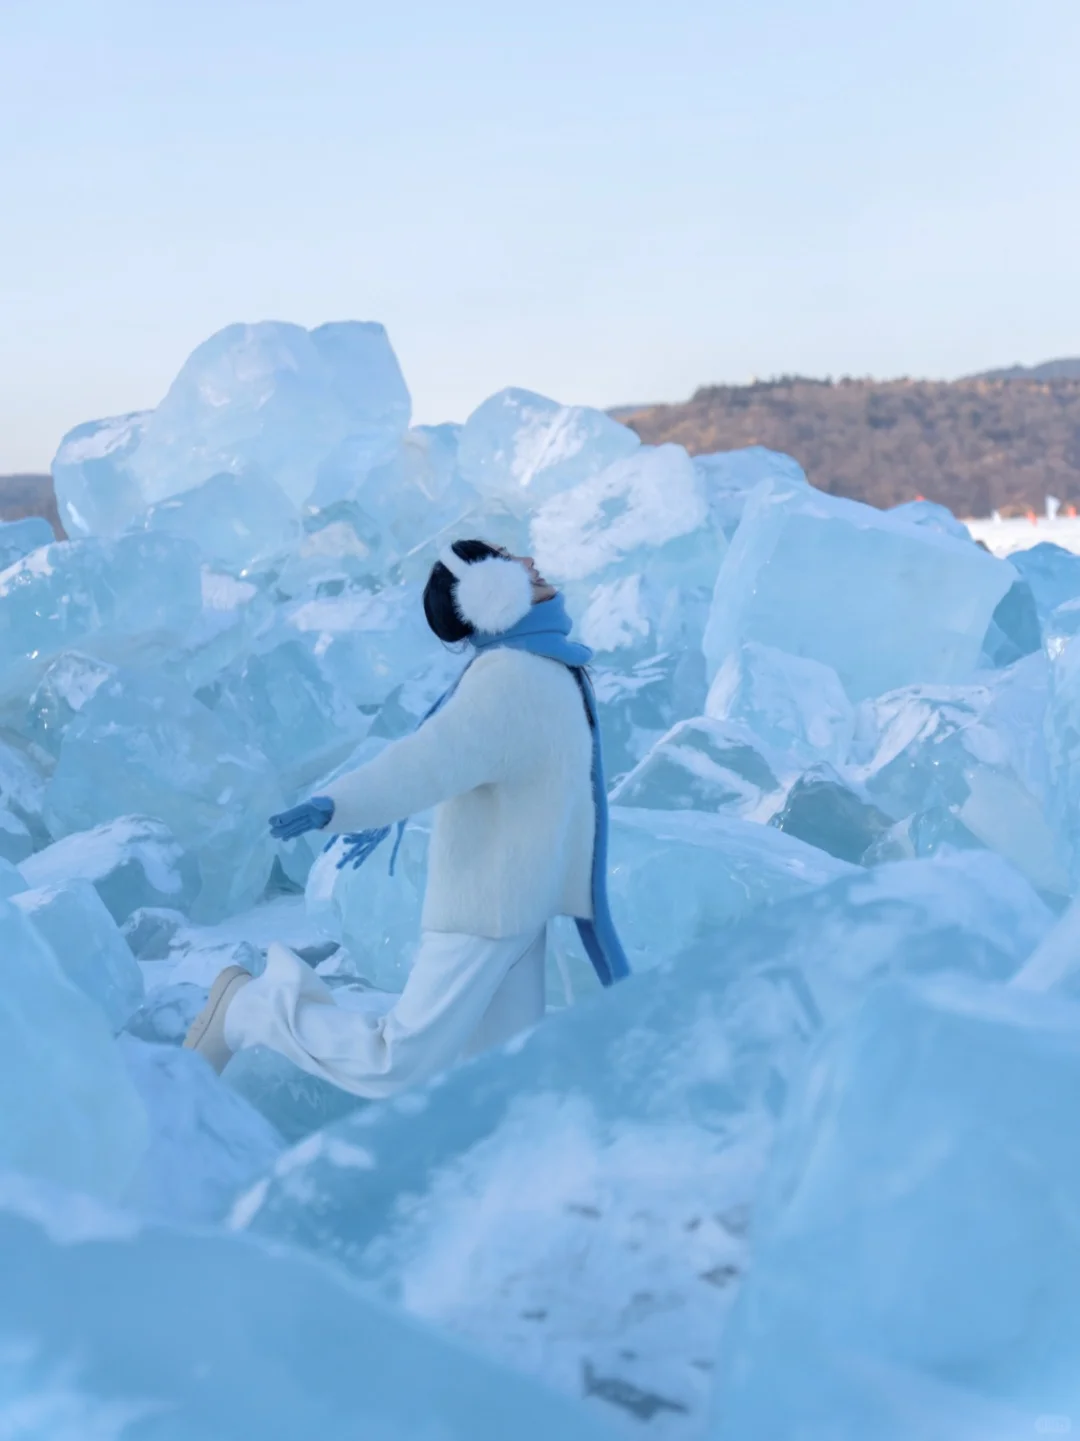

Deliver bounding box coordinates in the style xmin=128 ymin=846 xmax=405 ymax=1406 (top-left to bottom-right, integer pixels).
xmin=238 ymin=852 xmax=1048 ymax=1427
xmin=704 ymin=480 xmax=1014 ymax=700
xmin=13 ymin=879 xmax=145 ymax=1030
xmin=714 ymin=975 xmax=1080 ymax=1436
xmin=0 ymin=1183 xmax=616 ymax=1441
xmin=0 ymin=896 xmax=146 ymax=1199
xmin=21 ymin=816 xmax=201 ymax=924
xmin=45 ymin=672 xmax=280 ymax=921
xmin=0 ymin=533 xmax=201 ymax=701
xmin=458 ymin=387 xmax=640 ymax=512
xmin=4 ymin=316 xmax=1078 ymax=1433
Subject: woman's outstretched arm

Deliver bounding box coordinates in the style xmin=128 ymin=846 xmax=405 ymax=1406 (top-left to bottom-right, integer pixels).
xmin=320 ymin=651 xmax=530 ymax=832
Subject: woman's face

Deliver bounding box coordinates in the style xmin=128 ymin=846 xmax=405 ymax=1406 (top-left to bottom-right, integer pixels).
xmin=500 ymin=549 xmax=557 ymax=604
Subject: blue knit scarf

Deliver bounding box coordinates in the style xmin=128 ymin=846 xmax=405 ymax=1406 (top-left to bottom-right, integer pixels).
xmin=334 ymin=594 xmax=630 ymax=988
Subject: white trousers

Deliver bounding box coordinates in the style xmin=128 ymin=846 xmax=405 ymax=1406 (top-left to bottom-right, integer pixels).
xmin=224 ymin=926 xmax=547 ymax=1099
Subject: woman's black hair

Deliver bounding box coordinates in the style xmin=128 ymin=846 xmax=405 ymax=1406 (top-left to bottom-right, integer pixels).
xmin=423 ymin=538 xmax=503 ymax=643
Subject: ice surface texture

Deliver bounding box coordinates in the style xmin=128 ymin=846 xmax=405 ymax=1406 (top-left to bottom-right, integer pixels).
xmin=142 ymin=469 xmax=300 ymax=569
xmin=704 ymin=480 xmax=1014 ymax=700
xmin=13 ymin=879 xmax=144 ymax=1030
xmin=0 ymin=897 xmax=145 ymax=1199
xmin=21 ymin=816 xmax=201 ymax=923
xmin=0 ymin=532 xmax=202 ymax=704
xmin=119 ymin=1037 xmax=284 ymax=1222
xmin=706 ymin=641 xmax=855 ymax=767
xmin=459 ymin=387 xmax=639 ymax=512
xmin=46 ymin=672 xmax=281 ymax=921
xmin=307 ymin=823 xmax=429 ymax=990
xmin=0 ymin=1185 xmax=617 ymax=1441
xmin=53 ymin=321 xmax=411 ymax=526
xmin=713 ymin=976 xmax=1080 ymax=1435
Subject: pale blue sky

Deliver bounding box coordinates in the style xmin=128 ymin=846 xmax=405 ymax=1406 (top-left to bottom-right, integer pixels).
xmin=2 ymin=0 xmax=1079 ymax=471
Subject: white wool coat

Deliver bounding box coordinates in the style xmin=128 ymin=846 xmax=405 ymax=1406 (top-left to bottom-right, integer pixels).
xmin=322 ymin=647 xmax=596 ymax=938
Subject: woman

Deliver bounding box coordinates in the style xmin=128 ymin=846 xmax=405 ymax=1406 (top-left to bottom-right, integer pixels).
xmin=184 ymin=540 xmax=629 ymax=1098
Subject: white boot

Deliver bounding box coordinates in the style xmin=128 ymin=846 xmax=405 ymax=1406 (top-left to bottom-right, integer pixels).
xmin=183 ymin=965 xmax=252 ymax=1074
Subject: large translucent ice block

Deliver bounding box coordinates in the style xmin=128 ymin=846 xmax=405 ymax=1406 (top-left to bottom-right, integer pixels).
xmin=45 ymin=672 xmax=280 ymax=922
xmin=282 ymin=579 xmax=440 ymax=713
xmin=706 ymin=641 xmax=855 ymax=769
xmin=693 ymin=445 xmax=808 ymax=540
xmin=532 ymin=443 xmax=707 ymax=584
xmin=0 ymin=1190 xmax=617 ymax=1441
xmin=224 ymin=1041 xmax=364 ymax=1144
xmin=609 ymin=717 xmax=788 ymax=821
xmin=688 ymin=849 xmax=1052 ymax=1030
xmin=50 ymin=410 xmax=149 ymax=538
xmin=854 ymin=662 xmax=1068 ymax=897
xmin=0 ymin=533 xmax=202 ymax=702
xmin=531 ymin=445 xmax=718 ymax=683
xmin=26 ymin=651 xmax=117 ymax=756
xmin=703 ymin=481 xmax=1014 ymax=700
xmin=170 ymin=568 xmax=275 ymax=695
xmin=0 ymin=896 xmax=146 ymax=1199
xmin=130 ymin=320 xmax=411 ymax=509
xmin=308 ymin=420 xmax=478 ymax=537
xmin=212 ymin=638 xmax=365 ymax=791
xmin=713 ymin=976 xmax=1080 ymax=1436
xmin=119 ymin=1036 xmax=283 ymax=1224
xmin=13 ymin=879 xmax=145 ymax=1031
xmin=1010 ymin=540 xmax=1080 ymax=625
xmin=458 ymin=387 xmax=640 ymax=512
xmin=143 ymin=470 xmax=300 ymax=570
xmin=20 ymin=815 xmax=201 ymax=924
xmin=607 ymin=806 xmax=855 ymax=970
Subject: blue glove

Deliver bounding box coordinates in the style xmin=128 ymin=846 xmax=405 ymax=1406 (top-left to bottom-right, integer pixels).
xmin=269 ymin=796 xmax=335 ymax=841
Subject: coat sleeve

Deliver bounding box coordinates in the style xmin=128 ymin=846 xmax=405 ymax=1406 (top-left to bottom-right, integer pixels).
xmin=319 ymin=653 xmax=531 ymax=832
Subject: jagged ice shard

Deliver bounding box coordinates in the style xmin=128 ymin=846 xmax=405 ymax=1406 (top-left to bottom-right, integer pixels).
xmin=2 ymin=313 xmax=1077 ymax=1434
xmin=20 ymin=815 xmax=201 ymax=924
xmin=458 ymin=387 xmax=641 ymax=513
xmin=704 ymin=479 xmax=1014 ymax=700
xmin=12 ymin=879 xmax=145 ymax=1031
xmin=45 ymin=670 xmax=281 ymax=921
xmin=0 ymin=532 xmax=202 ymax=702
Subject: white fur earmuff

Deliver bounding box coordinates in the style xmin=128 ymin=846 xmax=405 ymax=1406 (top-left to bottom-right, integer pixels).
xmin=440 ymin=547 xmax=533 ymax=635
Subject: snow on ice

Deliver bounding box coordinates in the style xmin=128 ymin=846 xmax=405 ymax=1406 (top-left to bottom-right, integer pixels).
xmin=2 ymin=317 xmax=1079 ymax=1436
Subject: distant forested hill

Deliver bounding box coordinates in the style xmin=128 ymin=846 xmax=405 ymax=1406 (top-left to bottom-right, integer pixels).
xmin=620 ymin=371 xmax=1080 ymax=518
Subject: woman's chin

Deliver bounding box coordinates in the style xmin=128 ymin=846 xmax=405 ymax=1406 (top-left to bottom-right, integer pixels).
xmin=533 ymin=584 xmax=558 ymax=604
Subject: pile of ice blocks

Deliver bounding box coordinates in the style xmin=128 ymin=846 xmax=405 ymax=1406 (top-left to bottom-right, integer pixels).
xmin=2 ymin=321 xmax=1078 ymax=1437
